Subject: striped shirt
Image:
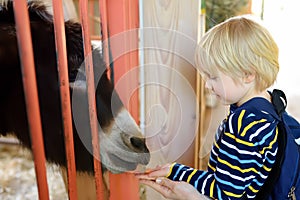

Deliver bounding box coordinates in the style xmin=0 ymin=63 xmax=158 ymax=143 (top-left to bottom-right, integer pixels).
xmin=167 ymin=97 xmax=279 ymax=199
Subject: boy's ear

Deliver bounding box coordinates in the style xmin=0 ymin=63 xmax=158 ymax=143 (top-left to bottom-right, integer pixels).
xmin=243 ymin=73 xmax=256 ymax=83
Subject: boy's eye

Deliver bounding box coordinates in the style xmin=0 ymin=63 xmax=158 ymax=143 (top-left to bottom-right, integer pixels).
xmin=209 ymin=76 xmax=218 ymax=80
xmin=206 ymin=74 xmax=218 ymax=80
xmin=200 ymin=72 xmax=218 ymax=81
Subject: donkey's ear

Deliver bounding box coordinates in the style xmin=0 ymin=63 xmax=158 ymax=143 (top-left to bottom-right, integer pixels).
xmin=91 ymin=46 xmax=112 ymax=85
xmin=70 ymin=79 xmax=87 ymax=92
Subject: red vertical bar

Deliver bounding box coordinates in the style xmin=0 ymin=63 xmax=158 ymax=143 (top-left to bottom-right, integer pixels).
xmin=88 ymin=1 xmax=95 ymax=36
xmin=126 ymin=0 xmax=140 ymax=121
xmin=106 ymin=0 xmax=141 ymax=199
xmin=52 ymin=1 xmax=78 ymax=200
xmin=13 ymin=1 xmax=49 ymax=200
xmin=99 ymin=0 xmax=111 ymax=75
xmin=79 ymin=0 xmax=104 ymax=199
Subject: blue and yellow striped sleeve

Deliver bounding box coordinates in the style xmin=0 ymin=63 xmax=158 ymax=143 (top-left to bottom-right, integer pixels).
xmin=167 ymin=108 xmax=278 ymax=200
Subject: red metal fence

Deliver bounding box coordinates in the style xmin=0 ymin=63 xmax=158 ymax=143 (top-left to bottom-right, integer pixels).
xmin=12 ymin=0 xmax=141 ymax=199
xmin=13 ymin=1 xmax=50 ymax=199
xmin=12 ymin=0 xmax=111 ymax=199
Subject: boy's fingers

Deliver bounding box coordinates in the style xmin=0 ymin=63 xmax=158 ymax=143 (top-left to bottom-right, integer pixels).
xmin=148 ymin=170 xmax=166 ymax=177
xmin=156 ymin=177 xmax=176 ymax=189
xmin=132 ymin=163 xmax=171 ymax=176
xmin=131 ymin=168 xmax=160 ymax=176
xmin=135 ymin=174 xmax=156 ymax=181
xmin=147 ymin=165 xmax=170 ymax=177
xmin=139 ymin=178 xmax=174 ymax=198
xmin=134 ymin=169 xmax=169 ymax=178
xmin=139 ymin=179 xmax=165 ymax=191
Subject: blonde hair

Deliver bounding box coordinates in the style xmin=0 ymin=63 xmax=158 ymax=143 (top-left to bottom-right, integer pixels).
xmin=195 ymin=15 xmax=279 ymax=91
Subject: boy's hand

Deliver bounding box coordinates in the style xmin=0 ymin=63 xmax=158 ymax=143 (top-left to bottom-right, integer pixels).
xmin=138 ymin=177 xmax=211 ymax=200
xmin=134 ymin=163 xmax=172 ymax=180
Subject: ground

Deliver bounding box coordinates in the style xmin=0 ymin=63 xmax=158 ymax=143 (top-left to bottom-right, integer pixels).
xmin=0 ymin=138 xmax=147 ymax=200
xmin=0 ymin=140 xmax=68 ymax=200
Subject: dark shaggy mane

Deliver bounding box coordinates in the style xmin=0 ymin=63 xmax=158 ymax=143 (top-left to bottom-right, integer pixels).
xmin=0 ymin=0 xmax=87 ymax=78
xmin=0 ymin=0 xmax=54 ymax=23
xmin=0 ymin=0 xmax=109 ymax=173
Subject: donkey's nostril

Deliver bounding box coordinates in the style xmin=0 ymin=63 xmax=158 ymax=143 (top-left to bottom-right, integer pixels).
xmin=120 ymin=133 xmax=150 ymax=165
xmin=130 ymin=137 xmax=149 ymax=153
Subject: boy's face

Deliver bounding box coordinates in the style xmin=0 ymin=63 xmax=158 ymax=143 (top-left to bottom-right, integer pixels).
xmin=203 ymin=69 xmax=255 ymax=106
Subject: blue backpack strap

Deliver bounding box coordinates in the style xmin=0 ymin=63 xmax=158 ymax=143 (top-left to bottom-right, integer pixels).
xmin=254 ymin=89 xmax=287 ymax=200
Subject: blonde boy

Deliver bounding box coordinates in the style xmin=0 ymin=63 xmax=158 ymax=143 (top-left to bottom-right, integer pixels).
xmin=137 ymin=15 xmax=280 ymax=200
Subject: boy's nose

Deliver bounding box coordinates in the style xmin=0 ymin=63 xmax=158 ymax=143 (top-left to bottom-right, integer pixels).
xmin=205 ymin=81 xmax=212 ymax=90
